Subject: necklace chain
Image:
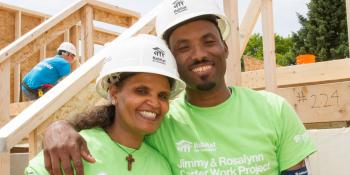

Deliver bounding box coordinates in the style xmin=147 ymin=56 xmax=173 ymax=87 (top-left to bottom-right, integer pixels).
xmin=115 ymin=142 xmax=138 ymax=155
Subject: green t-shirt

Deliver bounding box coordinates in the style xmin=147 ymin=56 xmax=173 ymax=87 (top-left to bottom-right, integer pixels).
xmin=146 ymin=86 xmax=316 ymax=175
xmin=25 ymin=127 xmax=172 ymax=175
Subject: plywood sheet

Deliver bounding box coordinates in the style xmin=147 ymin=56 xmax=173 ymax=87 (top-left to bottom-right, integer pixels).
xmin=21 ymin=14 xmax=41 ymax=34
xmin=0 ymin=9 xmax=15 ymax=49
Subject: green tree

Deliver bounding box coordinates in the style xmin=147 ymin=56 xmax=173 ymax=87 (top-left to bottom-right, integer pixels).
xmin=292 ymin=0 xmax=349 ymax=61
xmin=244 ymin=33 xmax=294 ymax=66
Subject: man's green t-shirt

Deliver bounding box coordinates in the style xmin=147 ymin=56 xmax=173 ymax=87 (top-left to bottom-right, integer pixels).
xmin=25 ymin=127 xmax=172 ymax=175
xmin=146 ymin=86 xmax=316 ymax=175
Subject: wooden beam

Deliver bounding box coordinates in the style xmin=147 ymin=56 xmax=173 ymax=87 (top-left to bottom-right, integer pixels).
xmin=224 ymin=0 xmax=241 ymax=86
xmin=0 ymin=0 xmax=87 ymax=64
xmin=87 ymin=0 xmax=139 ymax=20
xmin=261 ymin=0 xmax=277 ymax=92
xmin=11 ymin=11 xmax=81 ymax=64
xmin=239 ymin=0 xmax=262 ymax=57
xmin=135 ymin=19 xmax=155 ymax=35
xmin=277 ymin=81 xmax=350 ymax=123
xmin=346 ymin=0 xmax=350 ymax=52
xmin=241 ymin=58 xmax=350 ymax=89
xmin=14 ymin=11 xmax=22 ymax=103
xmin=0 ymin=59 xmax=11 ymax=127
xmin=93 ymin=8 xmax=133 ymax=28
xmin=93 ymin=27 xmax=118 ymax=45
xmin=0 ymin=2 xmax=50 ymax=19
xmin=0 ymin=1 xmax=160 ymax=153
xmin=80 ymin=5 xmax=94 ymax=62
xmin=0 ymin=152 xmax=10 ymax=175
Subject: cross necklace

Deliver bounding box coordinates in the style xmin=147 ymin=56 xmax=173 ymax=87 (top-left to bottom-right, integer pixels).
xmin=115 ymin=142 xmax=137 ymax=171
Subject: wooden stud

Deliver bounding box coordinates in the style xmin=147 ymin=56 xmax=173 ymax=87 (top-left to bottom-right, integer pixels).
xmin=28 ymin=129 xmax=39 ymax=159
xmin=14 ymin=11 xmax=22 ymax=103
xmin=0 ymin=59 xmax=11 ymax=127
xmin=70 ymin=25 xmax=80 ymax=56
xmin=40 ymin=18 xmax=47 ymax=61
xmin=224 ymin=0 xmax=241 ymax=86
xmin=0 ymin=152 xmax=10 ymax=175
xmin=80 ymin=5 xmax=94 ymax=63
xmin=64 ymin=30 xmax=70 ymax=42
xmin=239 ymin=0 xmax=262 ymax=57
xmin=261 ymin=0 xmax=277 ymax=92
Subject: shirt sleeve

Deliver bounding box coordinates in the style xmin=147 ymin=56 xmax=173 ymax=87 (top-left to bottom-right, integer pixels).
xmin=277 ymin=99 xmax=316 ymax=172
xmin=25 ymin=152 xmax=50 ymax=175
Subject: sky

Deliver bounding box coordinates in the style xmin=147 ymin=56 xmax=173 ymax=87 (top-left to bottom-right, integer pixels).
xmin=0 ymin=0 xmax=310 ymax=37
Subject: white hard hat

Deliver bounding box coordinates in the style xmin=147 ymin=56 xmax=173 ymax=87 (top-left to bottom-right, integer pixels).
xmin=156 ymin=0 xmax=231 ymax=40
xmin=57 ymin=42 xmax=77 ymax=56
xmin=96 ymin=34 xmax=186 ymax=100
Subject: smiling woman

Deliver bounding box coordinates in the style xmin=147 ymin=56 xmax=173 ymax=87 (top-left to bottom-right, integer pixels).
xmin=24 ymin=34 xmax=185 ymax=175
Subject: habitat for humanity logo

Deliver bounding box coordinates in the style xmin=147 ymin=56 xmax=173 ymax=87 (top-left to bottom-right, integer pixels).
xmin=172 ymin=0 xmax=187 ymax=15
xmin=152 ymin=47 xmax=166 ymax=65
xmin=176 ymin=140 xmax=216 ymax=153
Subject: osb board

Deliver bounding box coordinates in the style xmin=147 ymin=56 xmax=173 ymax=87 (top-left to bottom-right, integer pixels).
xmin=32 ymin=82 xmax=107 ymax=149
xmin=0 ymin=9 xmax=15 ymax=49
xmin=276 ymin=81 xmax=350 ymax=123
xmin=308 ymin=127 xmax=350 ymax=175
xmin=21 ymin=14 xmax=42 ymax=34
xmin=46 ymin=35 xmax=64 ymax=57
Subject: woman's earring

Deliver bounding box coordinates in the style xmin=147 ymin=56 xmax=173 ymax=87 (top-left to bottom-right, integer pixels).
xmin=108 ymin=93 xmax=116 ymax=105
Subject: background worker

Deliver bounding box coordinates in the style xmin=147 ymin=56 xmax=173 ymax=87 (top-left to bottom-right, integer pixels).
xmin=21 ymin=42 xmax=77 ymax=100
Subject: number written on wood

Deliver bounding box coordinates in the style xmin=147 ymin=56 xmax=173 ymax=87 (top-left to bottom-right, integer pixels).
xmin=296 ymin=90 xmax=339 ymax=108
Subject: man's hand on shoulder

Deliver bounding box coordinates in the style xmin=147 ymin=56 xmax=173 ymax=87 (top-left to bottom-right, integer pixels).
xmin=43 ymin=120 xmax=95 ymax=175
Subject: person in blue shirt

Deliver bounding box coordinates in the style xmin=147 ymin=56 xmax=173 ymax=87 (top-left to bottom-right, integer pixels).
xmin=21 ymin=42 xmax=77 ymax=100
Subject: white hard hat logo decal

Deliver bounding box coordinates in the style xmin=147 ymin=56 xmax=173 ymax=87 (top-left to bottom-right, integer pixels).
xmin=173 ymin=0 xmax=187 ymax=15
xmin=152 ymin=47 xmax=166 ymax=65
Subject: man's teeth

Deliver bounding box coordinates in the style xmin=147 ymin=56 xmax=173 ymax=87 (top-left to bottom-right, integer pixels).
xmin=192 ymin=65 xmax=211 ymax=73
xmin=140 ymin=111 xmax=156 ymax=120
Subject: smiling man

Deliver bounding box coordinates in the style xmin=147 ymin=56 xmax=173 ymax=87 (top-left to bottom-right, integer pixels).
xmin=41 ymin=0 xmax=316 ymax=175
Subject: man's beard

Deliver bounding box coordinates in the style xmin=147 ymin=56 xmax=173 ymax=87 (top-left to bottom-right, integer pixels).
xmin=195 ymin=74 xmax=216 ymax=91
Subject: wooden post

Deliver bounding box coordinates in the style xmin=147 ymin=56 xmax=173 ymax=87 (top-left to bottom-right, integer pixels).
xmin=224 ymin=0 xmax=241 ymax=86
xmin=64 ymin=30 xmax=70 ymax=42
xmin=70 ymin=25 xmax=80 ymax=53
xmin=239 ymin=0 xmax=262 ymax=57
xmin=0 ymin=152 xmax=10 ymax=175
xmin=261 ymin=0 xmax=277 ymax=92
xmin=80 ymin=5 xmax=94 ymax=63
xmin=40 ymin=18 xmax=47 ymax=61
xmin=0 ymin=59 xmax=11 ymax=127
xmin=14 ymin=11 xmax=22 ymax=103
xmin=346 ymin=0 xmax=350 ymax=56
xmin=28 ymin=129 xmax=39 ymax=159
